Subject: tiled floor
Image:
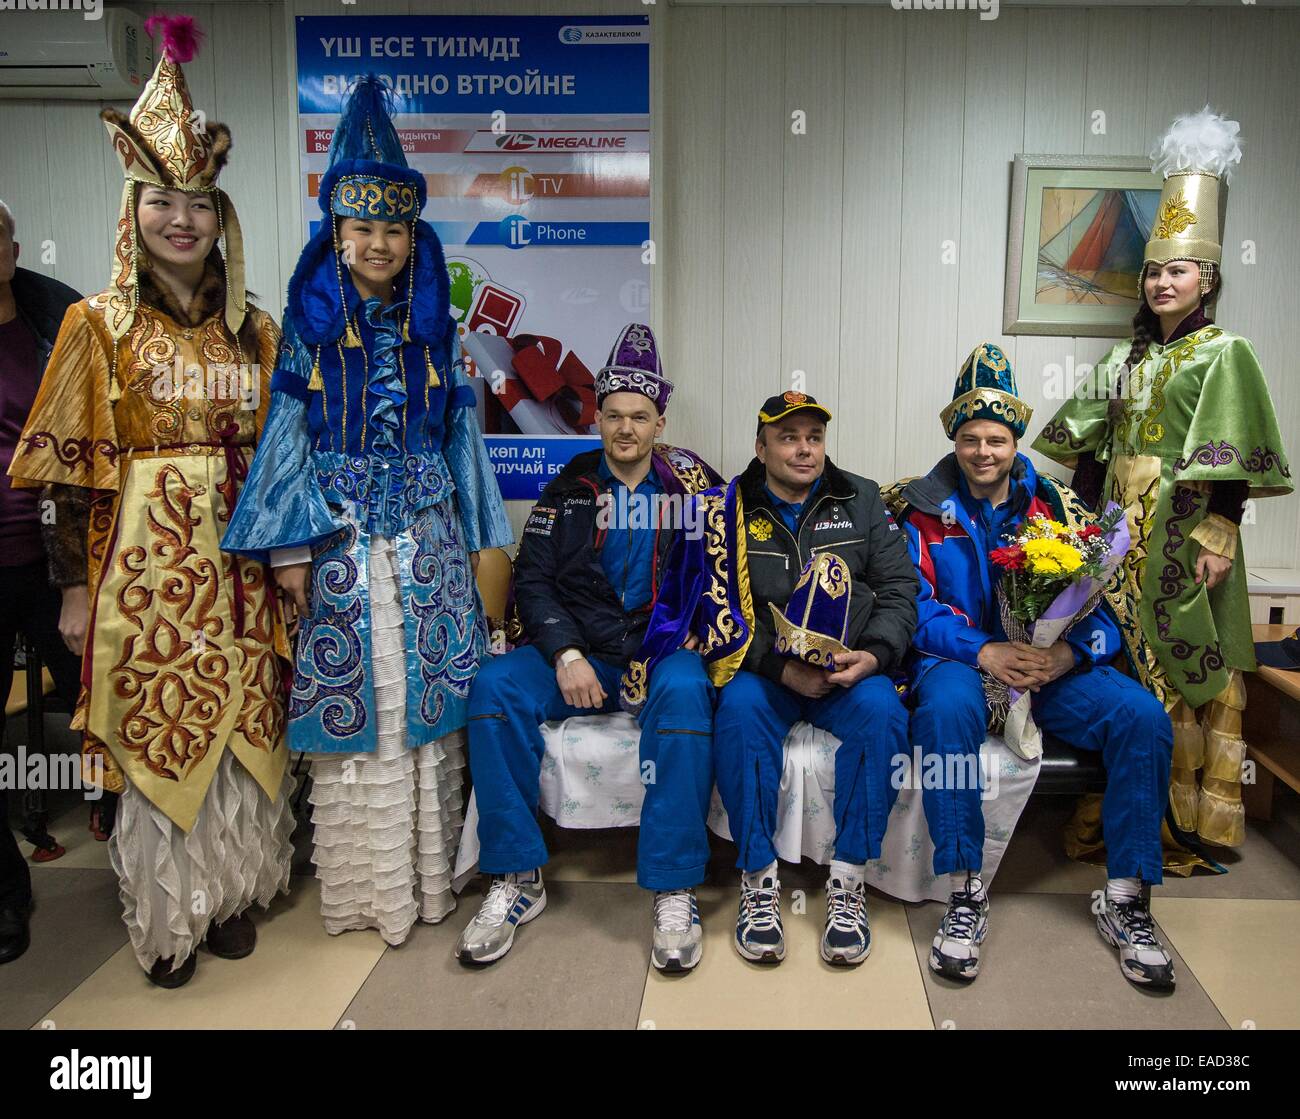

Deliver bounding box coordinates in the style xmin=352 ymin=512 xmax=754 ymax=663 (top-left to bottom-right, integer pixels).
xmin=3 ymin=777 xmax=1298 ymax=1030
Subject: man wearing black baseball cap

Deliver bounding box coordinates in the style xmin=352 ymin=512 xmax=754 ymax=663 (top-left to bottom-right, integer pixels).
xmin=712 ymin=390 xmax=918 ymax=966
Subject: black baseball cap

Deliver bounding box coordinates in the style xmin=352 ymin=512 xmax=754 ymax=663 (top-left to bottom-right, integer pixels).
xmin=756 ymin=391 xmax=833 ymax=437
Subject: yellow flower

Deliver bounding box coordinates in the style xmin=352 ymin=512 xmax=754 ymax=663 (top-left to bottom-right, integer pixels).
xmin=1021 ymin=516 xmax=1068 ymax=540
xmin=1023 ymin=538 xmax=1083 ymax=575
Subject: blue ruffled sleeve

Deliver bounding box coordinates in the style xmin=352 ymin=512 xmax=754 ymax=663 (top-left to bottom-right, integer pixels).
xmin=443 ymin=335 xmax=513 ymax=553
xmin=222 ymin=320 xmax=340 ymax=563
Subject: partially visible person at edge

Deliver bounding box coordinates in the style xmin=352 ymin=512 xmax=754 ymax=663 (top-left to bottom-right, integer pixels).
xmin=0 ymin=197 xmax=85 ymax=967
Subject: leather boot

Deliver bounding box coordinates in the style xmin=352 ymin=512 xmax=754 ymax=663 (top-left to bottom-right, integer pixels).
xmin=147 ymin=953 xmax=197 ymax=988
xmin=206 ymin=911 xmax=257 ymax=959
xmin=0 ymin=903 xmax=32 ymax=965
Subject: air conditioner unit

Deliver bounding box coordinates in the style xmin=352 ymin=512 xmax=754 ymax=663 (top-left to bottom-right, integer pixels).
xmin=0 ymin=9 xmax=155 ymax=100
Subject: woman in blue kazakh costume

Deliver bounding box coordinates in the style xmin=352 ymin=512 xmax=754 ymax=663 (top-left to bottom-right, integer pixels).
xmin=224 ymin=77 xmax=512 ymax=944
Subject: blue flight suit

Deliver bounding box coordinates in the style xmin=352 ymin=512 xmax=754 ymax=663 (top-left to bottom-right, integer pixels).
xmin=902 ymin=454 xmax=1172 ymax=883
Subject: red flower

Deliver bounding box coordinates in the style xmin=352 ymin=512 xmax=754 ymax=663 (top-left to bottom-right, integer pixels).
xmin=990 ymin=544 xmax=1026 ymax=570
xmin=1078 ymin=524 xmax=1102 ymax=539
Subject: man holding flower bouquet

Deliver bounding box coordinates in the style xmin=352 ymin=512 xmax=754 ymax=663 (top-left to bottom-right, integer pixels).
xmin=886 ymin=343 xmax=1176 ymax=990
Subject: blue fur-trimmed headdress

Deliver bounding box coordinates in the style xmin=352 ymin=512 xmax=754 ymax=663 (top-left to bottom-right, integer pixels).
xmin=286 ymin=75 xmax=449 ymax=351
xmin=319 ymin=75 xmax=424 ymax=225
xmin=940 ymin=342 xmax=1033 ymax=440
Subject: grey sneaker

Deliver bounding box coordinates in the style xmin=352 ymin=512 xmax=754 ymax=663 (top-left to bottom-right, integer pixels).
xmin=651 ymin=889 xmax=702 ymax=974
xmin=454 ymin=871 xmax=546 ymax=965
xmin=735 ymin=874 xmax=784 ymax=964
xmin=1097 ymin=893 xmax=1175 ymax=990
xmin=930 ymin=887 xmax=989 ymax=981
xmin=821 ymin=878 xmax=871 ymax=967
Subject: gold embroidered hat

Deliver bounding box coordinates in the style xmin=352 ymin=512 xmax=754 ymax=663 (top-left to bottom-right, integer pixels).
xmin=99 ymin=15 xmax=245 ymax=342
xmin=770 ymin=551 xmax=852 ymax=668
xmin=1144 ymin=108 xmax=1243 ymax=294
xmin=940 ymin=342 xmax=1032 ymax=440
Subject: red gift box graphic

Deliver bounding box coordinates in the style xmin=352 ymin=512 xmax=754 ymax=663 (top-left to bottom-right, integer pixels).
xmin=460 ymin=331 xmax=597 ymax=436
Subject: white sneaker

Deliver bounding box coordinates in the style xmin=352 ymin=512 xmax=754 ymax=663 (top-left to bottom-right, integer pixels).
xmin=930 ymin=886 xmax=989 ymax=981
xmin=454 ymin=871 xmax=546 ymax=965
xmin=1097 ymin=893 xmax=1175 ymax=990
xmin=735 ymin=874 xmax=784 ymax=964
xmin=651 ymin=889 xmax=703 ymax=973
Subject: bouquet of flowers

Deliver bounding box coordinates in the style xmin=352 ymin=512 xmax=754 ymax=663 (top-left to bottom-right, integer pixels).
xmin=987 ymin=502 xmax=1130 ymax=760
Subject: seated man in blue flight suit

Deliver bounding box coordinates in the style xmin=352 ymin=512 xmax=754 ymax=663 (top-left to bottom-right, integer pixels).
xmin=711 ymin=392 xmax=918 ymax=968
xmin=890 ymin=343 xmax=1176 ymax=990
xmin=457 ymin=324 xmax=721 ymax=974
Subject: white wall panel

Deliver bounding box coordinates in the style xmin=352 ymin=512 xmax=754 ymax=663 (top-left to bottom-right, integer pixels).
xmin=2 ymin=2 xmax=1295 ymax=562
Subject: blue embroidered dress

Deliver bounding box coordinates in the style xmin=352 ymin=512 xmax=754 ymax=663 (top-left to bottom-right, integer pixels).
xmin=223 ymin=226 xmax=512 ymax=754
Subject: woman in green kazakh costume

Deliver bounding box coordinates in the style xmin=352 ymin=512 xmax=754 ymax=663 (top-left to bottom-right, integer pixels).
xmin=1033 ymin=109 xmax=1291 ymax=850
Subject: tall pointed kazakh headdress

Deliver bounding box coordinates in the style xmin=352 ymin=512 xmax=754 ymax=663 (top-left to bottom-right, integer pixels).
xmin=1144 ymin=107 xmax=1243 ymax=295
xmin=286 ymin=75 xmax=451 ymax=378
xmin=940 ymin=342 xmax=1032 ymax=440
xmin=99 ymin=15 xmax=246 ymax=343
xmin=318 ymin=75 xmax=426 ymax=346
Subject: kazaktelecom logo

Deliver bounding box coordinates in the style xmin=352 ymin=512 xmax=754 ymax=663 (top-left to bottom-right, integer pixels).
xmin=502 ymin=214 xmax=531 ymax=248
xmin=560 ymin=26 xmax=583 ymax=44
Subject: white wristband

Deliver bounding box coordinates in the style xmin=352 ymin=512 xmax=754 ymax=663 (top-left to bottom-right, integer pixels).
xmin=557 ymin=648 xmax=584 ymax=667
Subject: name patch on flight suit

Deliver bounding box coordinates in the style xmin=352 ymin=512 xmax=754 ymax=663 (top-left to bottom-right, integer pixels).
xmin=524 ymin=506 xmax=557 ymax=536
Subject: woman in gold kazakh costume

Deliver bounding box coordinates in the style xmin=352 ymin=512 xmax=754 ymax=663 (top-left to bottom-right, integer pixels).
xmin=8 ymin=17 xmax=294 ymax=987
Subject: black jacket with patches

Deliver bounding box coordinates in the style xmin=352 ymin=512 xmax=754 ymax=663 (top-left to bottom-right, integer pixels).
xmin=514 ymin=449 xmax=693 ymax=667
xmin=737 ymin=456 xmax=918 ymax=684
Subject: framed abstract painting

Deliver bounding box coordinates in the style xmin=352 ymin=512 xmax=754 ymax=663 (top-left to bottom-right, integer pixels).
xmin=1004 ymin=155 xmax=1163 ymax=337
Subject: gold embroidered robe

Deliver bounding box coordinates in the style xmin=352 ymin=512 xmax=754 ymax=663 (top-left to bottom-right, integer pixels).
xmin=8 ymin=289 xmax=288 ymax=831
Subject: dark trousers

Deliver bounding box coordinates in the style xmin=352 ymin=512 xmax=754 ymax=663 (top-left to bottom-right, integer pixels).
xmin=1 ymin=559 xmax=83 ymax=909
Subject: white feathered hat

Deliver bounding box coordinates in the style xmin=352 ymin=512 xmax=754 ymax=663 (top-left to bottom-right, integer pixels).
xmin=1144 ymin=107 xmax=1243 ymax=291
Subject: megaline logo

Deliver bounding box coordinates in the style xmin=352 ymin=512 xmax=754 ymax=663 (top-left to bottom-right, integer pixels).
xmin=496 ymin=134 xmax=539 ymax=152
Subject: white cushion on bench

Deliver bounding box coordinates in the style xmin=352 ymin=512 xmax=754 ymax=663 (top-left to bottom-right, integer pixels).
xmin=454 ymin=714 xmax=1040 ymax=904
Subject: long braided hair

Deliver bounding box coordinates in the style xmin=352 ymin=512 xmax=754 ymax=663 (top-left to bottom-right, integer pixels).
xmin=1107 ymin=267 xmax=1222 ymax=423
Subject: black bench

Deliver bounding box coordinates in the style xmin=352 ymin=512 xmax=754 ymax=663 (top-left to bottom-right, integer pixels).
xmin=1036 ymin=734 xmax=1108 ymax=794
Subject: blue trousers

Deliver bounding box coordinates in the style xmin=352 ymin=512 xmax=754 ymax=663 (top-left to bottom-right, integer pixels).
xmin=909 ymin=660 xmax=1172 ymax=883
xmin=467 ymin=646 xmax=714 ymax=890
xmin=713 ymin=669 xmax=908 ymax=871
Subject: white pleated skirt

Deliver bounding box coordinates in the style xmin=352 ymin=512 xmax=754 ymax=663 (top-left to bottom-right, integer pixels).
xmin=110 ymin=750 xmax=295 ymax=974
xmin=306 ymin=533 xmax=466 ymax=946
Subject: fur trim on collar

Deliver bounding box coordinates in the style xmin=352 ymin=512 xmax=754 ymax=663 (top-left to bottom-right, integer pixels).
xmin=137 ymin=256 xmax=226 ymax=326
xmin=286 ymin=219 xmax=451 ymax=347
